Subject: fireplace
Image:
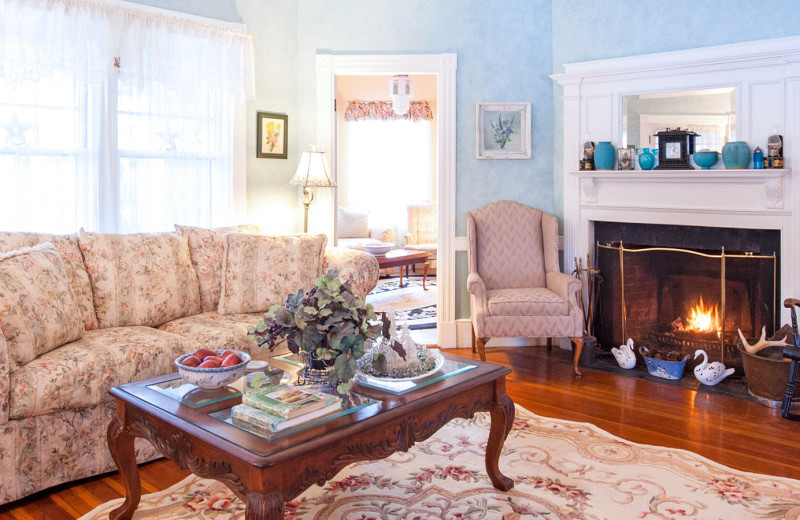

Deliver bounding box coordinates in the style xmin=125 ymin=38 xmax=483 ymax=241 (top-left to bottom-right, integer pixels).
xmin=593 ymin=222 xmax=779 ymax=368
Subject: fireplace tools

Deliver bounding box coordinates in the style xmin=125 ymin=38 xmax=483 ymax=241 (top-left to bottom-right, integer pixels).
xmin=573 ymin=255 xmax=602 ymax=338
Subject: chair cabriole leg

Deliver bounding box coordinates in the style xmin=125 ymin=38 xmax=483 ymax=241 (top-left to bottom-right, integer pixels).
xmin=477 ymin=337 xmax=488 ymax=361
xmin=570 ymin=336 xmax=583 ymax=378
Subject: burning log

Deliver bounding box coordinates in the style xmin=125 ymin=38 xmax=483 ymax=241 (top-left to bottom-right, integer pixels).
xmin=737 ymin=326 xmax=788 ymax=355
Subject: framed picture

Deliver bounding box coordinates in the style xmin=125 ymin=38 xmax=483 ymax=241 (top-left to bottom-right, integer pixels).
xmin=476 ymin=102 xmax=531 ymax=159
xmin=257 ymin=112 xmax=288 ymax=159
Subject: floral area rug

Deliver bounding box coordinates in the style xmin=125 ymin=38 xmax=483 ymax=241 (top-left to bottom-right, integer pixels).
xmin=80 ymin=405 xmax=800 ymax=520
xmin=366 ymin=275 xmax=436 ymax=329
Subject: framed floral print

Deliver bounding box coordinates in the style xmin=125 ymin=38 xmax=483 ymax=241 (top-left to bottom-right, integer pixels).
xmin=476 ymin=102 xmax=531 ymax=159
xmin=257 ymin=112 xmax=288 ymax=159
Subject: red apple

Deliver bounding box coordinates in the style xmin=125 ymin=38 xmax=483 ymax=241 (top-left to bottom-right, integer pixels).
xmin=220 ymin=349 xmax=237 ymax=359
xmin=203 ymin=356 xmax=224 ymax=365
xmin=221 ymin=353 xmax=243 ymax=367
xmin=181 ymin=355 xmax=201 ymax=367
xmin=198 ymin=359 xmax=221 ymax=369
xmin=193 ymin=348 xmax=217 ymax=361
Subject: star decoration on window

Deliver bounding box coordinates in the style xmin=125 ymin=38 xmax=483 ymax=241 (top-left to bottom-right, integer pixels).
xmin=157 ymin=124 xmax=180 ymax=152
xmin=3 ymin=114 xmax=34 ymax=146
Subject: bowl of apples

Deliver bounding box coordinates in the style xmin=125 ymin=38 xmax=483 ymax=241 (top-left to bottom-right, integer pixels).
xmin=174 ymin=348 xmax=251 ymax=389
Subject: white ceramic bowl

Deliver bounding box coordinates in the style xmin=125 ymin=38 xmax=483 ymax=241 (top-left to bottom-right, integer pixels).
xmin=364 ymin=242 xmax=394 ymax=256
xmin=174 ymin=350 xmax=251 ymax=389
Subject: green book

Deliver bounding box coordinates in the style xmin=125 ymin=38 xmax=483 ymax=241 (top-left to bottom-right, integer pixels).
xmin=231 ymin=401 xmax=342 ymax=433
xmin=241 ymin=384 xmax=339 ymax=419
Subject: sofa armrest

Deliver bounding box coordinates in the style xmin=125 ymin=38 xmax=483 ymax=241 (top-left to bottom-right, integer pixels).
xmin=547 ymin=271 xmax=582 ymax=309
xmin=0 ymin=331 xmax=9 ymax=425
xmin=323 ymin=246 xmax=380 ymax=301
xmin=369 ymin=227 xmax=394 ymax=244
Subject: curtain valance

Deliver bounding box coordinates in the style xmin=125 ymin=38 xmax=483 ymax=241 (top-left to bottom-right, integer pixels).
xmin=344 ymin=101 xmax=433 ymax=122
xmin=0 ymin=0 xmax=255 ymax=101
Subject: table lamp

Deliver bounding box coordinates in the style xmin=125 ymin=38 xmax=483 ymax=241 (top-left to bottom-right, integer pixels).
xmin=289 ymin=145 xmax=336 ymax=233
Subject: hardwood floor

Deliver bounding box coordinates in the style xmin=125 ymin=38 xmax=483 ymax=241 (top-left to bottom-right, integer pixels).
xmin=2 ymin=345 xmax=799 ymax=519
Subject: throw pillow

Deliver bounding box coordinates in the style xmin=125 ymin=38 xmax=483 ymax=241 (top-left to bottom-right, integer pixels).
xmin=175 ymin=224 xmax=262 ymax=312
xmin=0 ymin=243 xmax=85 ymax=371
xmin=218 ymin=233 xmax=328 ymax=315
xmin=78 ymin=231 xmax=202 ymax=328
xmin=337 ymin=207 xmax=369 ymax=239
xmin=0 ymin=232 xmax=98 ymax=331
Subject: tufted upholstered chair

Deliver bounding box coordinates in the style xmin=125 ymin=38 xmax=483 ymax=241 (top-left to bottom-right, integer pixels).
xmin=466 ymin=200 xmax=585 ymax=376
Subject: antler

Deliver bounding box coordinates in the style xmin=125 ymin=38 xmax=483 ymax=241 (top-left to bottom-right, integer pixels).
xmin=737 ymin=326 xmax=788 ymax=355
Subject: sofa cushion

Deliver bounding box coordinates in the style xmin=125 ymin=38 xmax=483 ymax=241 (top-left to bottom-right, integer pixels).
xmin=78 ymin=231 xmax=202 ymax=328
xmin=337 ymin=207 xmax=369 ymax=238
xmin=175 ymin=224 xmax=262 ymax=313
xmin=218 ymin=233 xmax=328 ymax=315
xmin=487 ymin=288 xmax=569 ymax=317
xmin=159 ymin=311 xmax=267 ymax=355
xmin=0 ymin=232 xmax=98 ymax=330
xmin=0 ymin=244 xmax=85 ymax=371
xmin=9 ymin=326 xmax=198 ymax=419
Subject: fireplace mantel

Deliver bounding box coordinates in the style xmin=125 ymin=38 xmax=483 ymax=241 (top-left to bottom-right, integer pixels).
xmin=573 ymin=169 xmax=791 ymax=214
xmin=554 ymin=36 xmax=800 ymax=322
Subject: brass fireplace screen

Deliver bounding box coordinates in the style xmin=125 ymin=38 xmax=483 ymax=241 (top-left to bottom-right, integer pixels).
xmin=595 ymin=243 xmax=777 ymax=364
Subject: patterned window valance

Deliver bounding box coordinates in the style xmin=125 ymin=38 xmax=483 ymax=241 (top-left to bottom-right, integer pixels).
xmin=344 ymin=101 xmax=433 ymax=122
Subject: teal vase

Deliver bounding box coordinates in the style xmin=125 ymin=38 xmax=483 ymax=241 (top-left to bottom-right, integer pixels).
xmin=721 ymin=141 xmax=751 ymax=169
xmin=638 ymin=148 xmax=655 ymax=170
xmin=594 ymin=141 xmax=615 ymax=170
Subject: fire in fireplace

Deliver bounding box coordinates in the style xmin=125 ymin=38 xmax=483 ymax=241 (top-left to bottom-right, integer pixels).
xmin=593 ymin=222 xmax=780 ymax=369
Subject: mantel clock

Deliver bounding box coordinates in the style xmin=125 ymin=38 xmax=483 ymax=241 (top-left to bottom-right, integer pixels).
xmin=654 ymin=128 xmax=698 ymax=170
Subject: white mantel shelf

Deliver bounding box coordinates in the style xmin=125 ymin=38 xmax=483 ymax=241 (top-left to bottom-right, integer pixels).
xmin=571 ymin=169 xmax=790 ymax=181
xmin=570 ymin=169 xmax=791 ymax=215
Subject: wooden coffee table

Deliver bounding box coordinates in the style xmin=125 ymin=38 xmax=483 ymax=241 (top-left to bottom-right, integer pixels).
xmin=375 ymin=248 xmax=431 ymax=289
xmin=106 ymin=353 xmax=514 ymax=520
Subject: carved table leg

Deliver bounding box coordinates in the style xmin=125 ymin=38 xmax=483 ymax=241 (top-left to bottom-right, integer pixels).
xmin=107 ymin=416 xmax=141 ymax=520
xmin=486 ymin=394 xmax=515 ymax=491
xmin=246 ymin=491 xmax=284 ymax=520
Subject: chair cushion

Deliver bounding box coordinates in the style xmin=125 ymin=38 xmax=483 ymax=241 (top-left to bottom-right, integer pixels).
xmin=8 ymin=326 xmax=198 ymax=419
xmin=0 ymin=232 xmax=98 ymax=330
xmin=176 ymin=224 xmax=262 ymax=313
xmin=337 ymin=207 xmax=369 ymax=238
xmin=0 ymin=244 xmax=85 ymax=371
xmin=487 ymin=288 xmax=569 ymax=316
xmin=218 ymin=233 xmax=328 ymax=315
xmin=159 ymin=311 xmax=267 ymax=355
xmin=78 ymin=231 xmax=202 ymax=328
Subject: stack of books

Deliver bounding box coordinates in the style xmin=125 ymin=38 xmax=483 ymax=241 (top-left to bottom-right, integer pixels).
xmin=231 ymin=384 xmax=342 ymax=433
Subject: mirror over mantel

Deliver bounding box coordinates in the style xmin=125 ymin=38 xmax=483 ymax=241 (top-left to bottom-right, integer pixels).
xmin=622 ymin=87 xmax=736 ymax=152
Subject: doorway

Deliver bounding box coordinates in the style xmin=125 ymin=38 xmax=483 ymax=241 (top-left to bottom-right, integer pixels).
xmin=315 ymin=53 xmax=457 ymax=347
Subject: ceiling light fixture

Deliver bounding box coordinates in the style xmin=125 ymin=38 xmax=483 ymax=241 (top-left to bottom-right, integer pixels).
xmin=390 ymin=75 xmax=412 ymax=116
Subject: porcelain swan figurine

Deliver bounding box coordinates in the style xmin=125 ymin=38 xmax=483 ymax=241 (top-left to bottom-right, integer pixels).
xmin=693 ymin=349 xmax=734 ymax=386
xmin=612 ymin=338 xmax=636 ymax=369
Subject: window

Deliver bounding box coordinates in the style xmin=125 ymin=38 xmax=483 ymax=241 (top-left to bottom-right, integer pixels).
xmin=0 ymin=0 xmax=254 ymax=233
xmin=346 ymin=119 xmax=433 ymax=230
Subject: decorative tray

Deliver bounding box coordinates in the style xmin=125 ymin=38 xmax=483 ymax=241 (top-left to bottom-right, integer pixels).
xmin=357 ymin=350 xmax=444 ymax=382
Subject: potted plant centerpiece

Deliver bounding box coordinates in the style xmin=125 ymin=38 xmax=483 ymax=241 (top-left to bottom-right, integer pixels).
xmin=248 ymin=270 xmax=380 ymax=394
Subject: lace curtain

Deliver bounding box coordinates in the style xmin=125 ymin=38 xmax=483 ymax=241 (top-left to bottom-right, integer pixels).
xmin=0 ymin=0 xmax=254 ymax=233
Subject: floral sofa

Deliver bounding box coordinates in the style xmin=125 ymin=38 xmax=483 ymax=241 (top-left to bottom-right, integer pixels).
xmin=0 ymin=226 xmax=379 ymax=505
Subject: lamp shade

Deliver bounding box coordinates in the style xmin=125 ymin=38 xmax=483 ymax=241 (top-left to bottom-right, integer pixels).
xmin=390 ymin=75 xmax=412 ymax=116
xmin=289 ymin=146 xmax=336 ymax=188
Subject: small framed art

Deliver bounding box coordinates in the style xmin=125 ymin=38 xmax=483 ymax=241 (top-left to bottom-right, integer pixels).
xmin=476 ymin=102 xmax=531 ymax=159
xmin=257 ymin=112 xmax=288 ymax=159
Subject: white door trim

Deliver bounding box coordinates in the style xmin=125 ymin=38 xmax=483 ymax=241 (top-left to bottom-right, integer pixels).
xmin=316 ymin=53 xmax=458 ymax=347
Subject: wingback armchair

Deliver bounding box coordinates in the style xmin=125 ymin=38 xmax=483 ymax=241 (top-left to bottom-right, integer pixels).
xmin=466 ymin=201 xmax=585 ymax=376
